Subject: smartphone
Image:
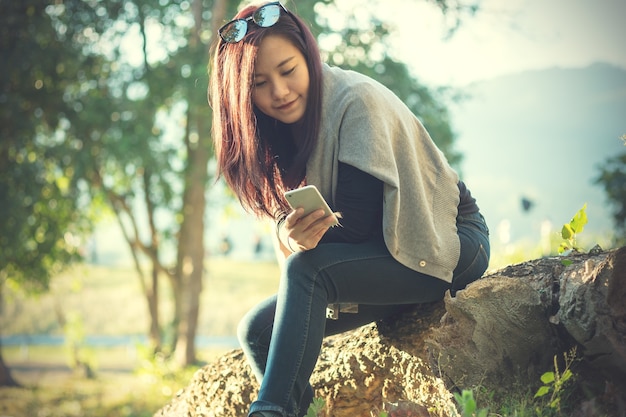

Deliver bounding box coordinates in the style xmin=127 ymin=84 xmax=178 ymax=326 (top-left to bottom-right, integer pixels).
xmin=284 ymin=185 xmax=338 ymax=226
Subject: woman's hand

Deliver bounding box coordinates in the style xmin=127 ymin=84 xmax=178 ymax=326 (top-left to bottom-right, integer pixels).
xmin=282 ymin=208 xmax=338 ymax=252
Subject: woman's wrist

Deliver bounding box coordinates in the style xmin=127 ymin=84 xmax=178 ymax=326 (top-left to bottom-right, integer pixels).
xmin=286 ymin=237 xmax=297 ymax=252
xmin=276 ymin=216 xmax=296 ymax=253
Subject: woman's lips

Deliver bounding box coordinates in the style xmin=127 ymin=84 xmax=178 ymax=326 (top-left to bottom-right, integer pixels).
xmin=276 ymin=98 xmax=297 ymax=110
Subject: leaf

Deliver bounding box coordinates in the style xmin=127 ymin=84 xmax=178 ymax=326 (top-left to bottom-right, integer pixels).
xmin=455 ymin=390 xmax=477 ymax=415
xmin=540 ymin=371 xmax=555 ymax=384
xmin=55 ymin=175 xmax=71 ymax=194
xmin=562 ymin=369 xmax=573 ymax=382
xmin=306 ymin=397 xmax=325 ymax=417
xmin=570 ymin=203 xmax=588 ymax=234
xmin=534 ymin=385 xmax=551 ymax=398
xmin=561 ymin=224 xmax=574 ymax=240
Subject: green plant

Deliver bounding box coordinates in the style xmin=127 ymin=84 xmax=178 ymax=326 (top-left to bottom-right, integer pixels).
xmin=454 ymin=389 xmax=489 ymax=417
xmin=534 ymin=348 xmax=577 ymax=416
xmin=63 ymin=309 xmax=97 ymax=379
xmin=134 ymin=343 xmax=178 ymax=381
xmin=305 ymin=397 xmax=326 ymax=417
xmin=558 ymin=204 xmax=588 ymax=264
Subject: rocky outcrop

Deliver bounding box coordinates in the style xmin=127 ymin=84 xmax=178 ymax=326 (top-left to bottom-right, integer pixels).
xmin=155 ymin=247 xmax=626 ymax=417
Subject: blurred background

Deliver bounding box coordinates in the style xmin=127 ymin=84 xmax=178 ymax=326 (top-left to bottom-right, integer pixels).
xmin=1 ymin=0 xmax=625 ymax=416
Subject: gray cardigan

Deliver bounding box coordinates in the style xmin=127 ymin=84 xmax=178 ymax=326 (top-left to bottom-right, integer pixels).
xmin=306 ymin=65 xmax=460 ymax=283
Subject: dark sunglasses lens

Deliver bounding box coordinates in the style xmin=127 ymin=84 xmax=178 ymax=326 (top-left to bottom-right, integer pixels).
xmin=254 ymin=4 xmax=281 ymax=27
xmin=220 ymin=19 xmax=247 ymax=43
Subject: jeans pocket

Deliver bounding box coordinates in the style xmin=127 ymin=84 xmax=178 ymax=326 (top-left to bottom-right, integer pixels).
xmin=458 ymin=213 xmax=489 ymax=236
xmin=451 ymin=243 xmax=489 ymax=295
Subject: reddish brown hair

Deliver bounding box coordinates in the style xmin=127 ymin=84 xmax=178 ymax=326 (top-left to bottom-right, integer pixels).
xmin=209 ymin=2 xmax=323 ymax=219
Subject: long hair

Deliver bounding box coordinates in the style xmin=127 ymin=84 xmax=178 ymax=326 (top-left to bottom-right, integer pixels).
xmin=209 ymin=2 xmax=323 ymax=219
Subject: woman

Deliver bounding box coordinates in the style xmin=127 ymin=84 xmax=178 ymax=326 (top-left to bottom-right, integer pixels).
xmin=209 ymin=2 xmax=490 ymax=417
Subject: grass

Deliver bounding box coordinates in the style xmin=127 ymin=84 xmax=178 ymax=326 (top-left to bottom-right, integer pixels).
xmin=1 ymin=257 xmax=281 ymax=417
xmin=1 ymin=257 xmax=281 ymax=337
xmin=0 ymin=367 xmax=176 ymax=417
xmin=0 ymin=343 xmax=232 ymax=417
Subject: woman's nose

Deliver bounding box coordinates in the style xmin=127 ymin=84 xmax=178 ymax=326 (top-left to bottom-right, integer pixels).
xmin=271 ymin=81 xmax=289 ymax=99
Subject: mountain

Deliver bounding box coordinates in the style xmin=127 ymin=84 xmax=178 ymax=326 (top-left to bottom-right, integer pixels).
xmin=450 ymin=62 xmax=626 ymax=249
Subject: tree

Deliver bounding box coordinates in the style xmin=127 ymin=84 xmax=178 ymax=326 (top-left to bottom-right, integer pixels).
xmin=42 ymin=0 xmax=225 ymax=365
xmin=595 ymin=135 xmax=626 ymax=246
xmin=0 ymin=0 xmax=92 ymax=385
xmin=0 ymin=0 xmax=221 ymax=371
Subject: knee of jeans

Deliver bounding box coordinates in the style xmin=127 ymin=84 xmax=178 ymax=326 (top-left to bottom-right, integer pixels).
xmin=237 ymin=311 xmax=254 ymax=347
xmin=283 ymin=251 xmax=318 ymax=285
xmin=283 ymin=250 xmax=306 ymax=271
xmin=283 ymin=251 xmax=335 ymax=301
xmin=237 ymin=309 xmax=270 ymax=349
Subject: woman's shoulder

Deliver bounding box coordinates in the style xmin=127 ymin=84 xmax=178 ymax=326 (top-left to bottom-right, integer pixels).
xmin=323 ymin=64 xmax=380 ymax=89
xmin=322 ymin=64 xmax=395 ymax=106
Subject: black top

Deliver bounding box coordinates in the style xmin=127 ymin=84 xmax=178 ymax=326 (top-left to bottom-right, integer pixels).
xmin=320 ymin=162 xmax=478 ymax=244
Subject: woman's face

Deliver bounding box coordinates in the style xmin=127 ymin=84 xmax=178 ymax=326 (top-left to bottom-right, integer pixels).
xmin=252 ymin=35 xmax=310 ymax=125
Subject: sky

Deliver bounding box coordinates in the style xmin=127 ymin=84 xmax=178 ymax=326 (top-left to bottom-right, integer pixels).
xmin=378 ymin=0 xmax=626 ymax=86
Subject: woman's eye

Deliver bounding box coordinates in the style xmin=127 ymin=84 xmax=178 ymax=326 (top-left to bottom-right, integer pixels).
xmin=282 ymin=67 xmax=295 ymax=76
xmin=254 ymin=80 xmax=267 ymax=87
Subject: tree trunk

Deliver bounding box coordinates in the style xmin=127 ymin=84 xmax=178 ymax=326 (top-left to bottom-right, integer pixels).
xmin=174 ymin=136 xmax=207 ymax=365
xmin=0 ymin=347 xmax=18 ymax=387
xmin=173 ymin=9 xmax=207 ymax=366
xmin=171 ymin=0 xmax=230 ymax=368
xmin=0 ymin=282 xmax=18 ymax=387
xmin=143 ymin=169 xmax=162 ymax=352
xmin=425 ymin=246 xmax=626 ymax=392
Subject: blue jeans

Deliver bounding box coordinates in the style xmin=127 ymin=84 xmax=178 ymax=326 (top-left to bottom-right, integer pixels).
xmin=239 ymin=212 xmax=490 ymax=417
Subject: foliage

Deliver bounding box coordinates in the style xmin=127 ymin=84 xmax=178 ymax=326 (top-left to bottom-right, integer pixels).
xmin=134 ymin=343 xmax=184 ymax=382
xmin=557 ymin=203 xmax=588 ymax=258
xmin=454 ymin=390 xmax=488 ymax=417
xmin=62 ymin=310 xmax=96 ymax=378
xmin=533 ymin=349 xmax=578 ymax=417
xmin=0 ymin=355 xmax=195 ymax=417
xmin=595 ymin=134 xmax=626 ymax=246
xmin=1 ymin=0 xmax=217 ymax=366
xmin=305 ymin=397 xmax=326 ymax=417
xmin=454 ymin=350 xmax=582 ymax=417
xmin=0 ymin=0 xmax=92 ymax=290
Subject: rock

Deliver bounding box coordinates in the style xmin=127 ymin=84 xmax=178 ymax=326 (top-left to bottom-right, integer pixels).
xmin=426 ymin=276 xmax=557 ymax=391
xmin=310 ymin=324 xmax=458 ymax=417
xmin=155 ymin=247 xmax=626 ymax=417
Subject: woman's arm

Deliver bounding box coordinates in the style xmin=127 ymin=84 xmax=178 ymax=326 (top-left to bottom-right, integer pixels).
xmin=321 ymin=162 xmax=383 ymax=243
xmin=272 ymin=162 xmax=383 ymax=265
xmin=272 ymin=219 xmax=292 ymax=269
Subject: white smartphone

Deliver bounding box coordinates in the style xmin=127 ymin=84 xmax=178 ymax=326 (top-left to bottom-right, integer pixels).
xmin=284 ymin=185 xmax=338 ymax=226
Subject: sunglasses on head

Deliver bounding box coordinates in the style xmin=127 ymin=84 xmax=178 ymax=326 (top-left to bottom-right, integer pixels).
xmin=218 ymin=2 xmax=288 ymax=44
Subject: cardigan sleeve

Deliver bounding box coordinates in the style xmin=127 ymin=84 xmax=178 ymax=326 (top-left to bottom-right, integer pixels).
xmin=320 ymin=162 xmax=384 ymax=244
